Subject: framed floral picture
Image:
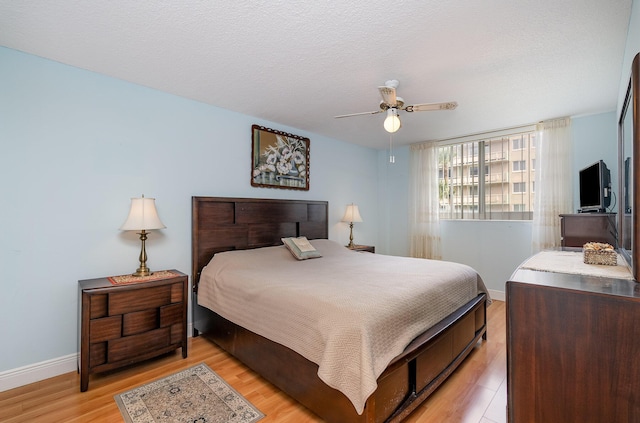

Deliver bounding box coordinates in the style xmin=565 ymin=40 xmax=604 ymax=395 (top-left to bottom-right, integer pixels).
xmin=251 ymin=125 xmax=310 ymax=190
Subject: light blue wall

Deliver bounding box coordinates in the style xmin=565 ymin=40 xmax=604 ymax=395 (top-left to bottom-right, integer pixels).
xmin=0 ymin=47 xmax=379 ymax=373
xmin=572 ymin=111 xmax=619 ymax=210
xmin=376 ymin=146 xmax=410 ymax=257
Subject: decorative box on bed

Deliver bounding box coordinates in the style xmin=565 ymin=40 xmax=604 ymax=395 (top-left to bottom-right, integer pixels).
xmin=191 ymin=197 xmax=488 ymax=423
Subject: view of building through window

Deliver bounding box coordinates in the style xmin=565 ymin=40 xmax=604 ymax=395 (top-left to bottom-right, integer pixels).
xmin=438 ymin=131 xmax=536 ymax=220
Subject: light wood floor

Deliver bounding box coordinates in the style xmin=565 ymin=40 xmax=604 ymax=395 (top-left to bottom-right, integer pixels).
xmin=0 ymin=300 xmax=506 ymax=423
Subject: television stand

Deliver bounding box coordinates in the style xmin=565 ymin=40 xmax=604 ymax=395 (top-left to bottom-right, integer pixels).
xmin=559 ymin=213 xmax=617 ymax=247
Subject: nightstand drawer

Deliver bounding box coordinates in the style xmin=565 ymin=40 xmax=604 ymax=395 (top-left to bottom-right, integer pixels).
xmin=170 ymin=282 xmax=184 ymax=302
xmin=170 ymin=324 xmax=182 ymax=344
xmin=160 ymin=303 xmax=183 ymax=327
xmin=90 ymin=295 xmax=108 ymax=319
xmin=89 ymin=343 xmax=107 ymax=368
xmin=123 ymin=309 xmax=158 ymax=336
xmin=108 ymin=327 xmax=170 ymax=363
xmin=109 ymin=285 xmax=172 ymax=315
xmin=90 ymin=316 xmax=122 ymax=342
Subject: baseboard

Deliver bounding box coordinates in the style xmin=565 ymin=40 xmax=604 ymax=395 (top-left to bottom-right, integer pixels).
xmin=0 ymin=322 xmax=195 ymax=393
xmin=489 ymin=289 xmax=506 ymax=301
xmin=0 ymin=353 xmax=78 ymax=392
xmin=488 ymin=288 xmax=505 ymax=302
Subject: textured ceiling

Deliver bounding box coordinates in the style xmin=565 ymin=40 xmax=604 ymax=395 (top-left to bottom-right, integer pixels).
xmin=0 ymin=1 xmax=632 ymax=149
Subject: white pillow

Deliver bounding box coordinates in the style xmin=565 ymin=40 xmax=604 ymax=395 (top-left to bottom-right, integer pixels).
xmin=281 ymin=237 xmax=322 ymax=260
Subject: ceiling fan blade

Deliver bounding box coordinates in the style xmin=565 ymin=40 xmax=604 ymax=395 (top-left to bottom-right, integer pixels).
xmin=378 ymin=86 xmax=397 ymax=107
xmin=334 ymin=110 xmax=383 ymax=118
xmin=405 ymin=101 xmax=458 ymax=112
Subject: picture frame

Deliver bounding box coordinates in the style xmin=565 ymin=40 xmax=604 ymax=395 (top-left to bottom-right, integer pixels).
xmin=251 ymin=124 xmax=310 ymax=191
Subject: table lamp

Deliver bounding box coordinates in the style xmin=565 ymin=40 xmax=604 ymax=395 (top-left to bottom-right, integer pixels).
xmin=120 ymin=195 xmax=166 ymax=276
xmin=342 ymin=203 xmax=363 ymax=249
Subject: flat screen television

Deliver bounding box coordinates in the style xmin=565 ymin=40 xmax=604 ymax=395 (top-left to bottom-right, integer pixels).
xmin=579 ymin=160 xmax=611 ymax=213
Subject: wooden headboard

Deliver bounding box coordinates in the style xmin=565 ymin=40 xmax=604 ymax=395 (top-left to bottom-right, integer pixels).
xmin=191 ymin=196 xmax=328 ymax=288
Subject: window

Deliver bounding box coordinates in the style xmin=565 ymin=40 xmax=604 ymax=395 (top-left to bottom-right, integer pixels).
xmin=513 ymin=160 xmax=526 ymax=172
xmin=438 ymin=130 xmax=536 ymax=220
xmin=513 ymin=137 xmax=527 ymax=150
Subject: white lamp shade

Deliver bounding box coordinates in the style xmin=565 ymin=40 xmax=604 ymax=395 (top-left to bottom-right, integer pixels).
xmin=342 ymin=204 xmax=363 ymax=223
xmin=120 ymin=197 xmax=166 ymax=230
xmin=383 ymin=109 xmax=401 ymax=133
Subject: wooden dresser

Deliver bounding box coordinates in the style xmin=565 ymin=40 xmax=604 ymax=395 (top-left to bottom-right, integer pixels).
xmin=559 ymin=213 xmax=617 ymax=247
xmin=78 ymin=270 xmax=188 ymax=391
xmin=506 ymin=258 xmax=640 ymax=422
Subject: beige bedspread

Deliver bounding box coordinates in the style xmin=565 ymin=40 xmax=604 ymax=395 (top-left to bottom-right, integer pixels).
xmin=198 ymin=239 xmax=487 ymax=414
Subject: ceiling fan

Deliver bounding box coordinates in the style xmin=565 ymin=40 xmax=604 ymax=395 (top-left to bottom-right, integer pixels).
xmin=334 ymin=80 xmax=458 ymax=133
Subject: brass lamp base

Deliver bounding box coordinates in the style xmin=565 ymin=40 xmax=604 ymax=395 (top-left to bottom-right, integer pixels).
xmin=132 ymin=230 xmax=154 ymax=277
xmin=346 ymin=222 xmax=356 ymax=249
xmin=132 ymin=267 xmax=153 ymax=277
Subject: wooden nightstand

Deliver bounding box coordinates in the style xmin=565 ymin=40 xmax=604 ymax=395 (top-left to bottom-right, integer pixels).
xmin=78 ymin=270 xmax=188 ymax=392
xmin=349 ymin=244 xmax=375 ymax=253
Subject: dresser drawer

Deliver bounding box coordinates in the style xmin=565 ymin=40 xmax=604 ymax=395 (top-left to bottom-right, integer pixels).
xmin=108 ymin=327 xmax=170 ymax=363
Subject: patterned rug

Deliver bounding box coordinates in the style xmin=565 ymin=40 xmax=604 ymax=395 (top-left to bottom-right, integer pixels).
xmin=114 ymin=363 xmax=264 ymax=423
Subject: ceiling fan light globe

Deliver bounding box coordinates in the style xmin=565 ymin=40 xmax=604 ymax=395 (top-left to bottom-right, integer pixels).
xmin=384 ymin=111 xmax=401 ymax=133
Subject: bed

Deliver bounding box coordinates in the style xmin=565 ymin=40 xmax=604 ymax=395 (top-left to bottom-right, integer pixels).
xmin=191 ymin=196 xmax=488 ymax=422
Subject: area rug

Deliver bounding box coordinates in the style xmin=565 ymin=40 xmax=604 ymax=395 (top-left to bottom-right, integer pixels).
xmin=114 ymin=363 xmax=264 ymax=423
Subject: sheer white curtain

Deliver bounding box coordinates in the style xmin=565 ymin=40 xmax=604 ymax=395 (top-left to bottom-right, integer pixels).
xmin=532 ymin=117 xmax=573 ymax=252
xmin=409 ymin=142 xmax=442 ymax=259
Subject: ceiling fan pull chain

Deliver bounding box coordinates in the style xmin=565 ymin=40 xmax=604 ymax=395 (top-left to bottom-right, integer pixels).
xmin=389 ymin=133 xmax=395 ymax=164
